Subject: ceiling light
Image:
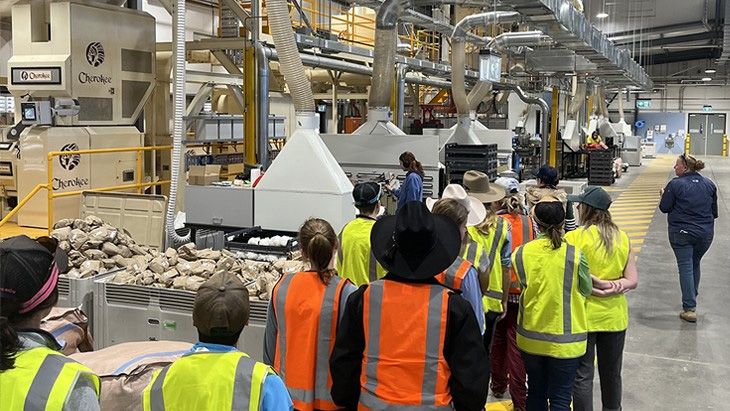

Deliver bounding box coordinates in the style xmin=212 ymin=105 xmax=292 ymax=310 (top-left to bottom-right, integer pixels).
xmin=596 ymin=12 xmax=609 ymax=19
xmin=705 ymin=69 xmax=717 ymax=74
xmin=702 ymin=77 xmax=712 ymax=81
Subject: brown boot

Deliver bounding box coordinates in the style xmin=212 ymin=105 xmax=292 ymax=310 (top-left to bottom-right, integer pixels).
xmin=680 ymin=310 xmax=697 ymax=323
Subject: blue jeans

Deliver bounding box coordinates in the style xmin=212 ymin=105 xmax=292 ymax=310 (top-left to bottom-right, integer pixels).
xmin=669 ymin=231 xmax=713 ymax=311
xmin=521 ymin=351 xmax=581 ymax=411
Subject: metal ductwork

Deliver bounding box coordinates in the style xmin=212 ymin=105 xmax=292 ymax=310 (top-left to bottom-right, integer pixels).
xmin=494 ymin=83 xmax=550 ymax=162
xmin=568 ymin=82 xmax=586 ymax=118
xmin=720 ymin=0 xmax=730 ymax=63
xmin=486 ymin=30 xmax=551 ymax=50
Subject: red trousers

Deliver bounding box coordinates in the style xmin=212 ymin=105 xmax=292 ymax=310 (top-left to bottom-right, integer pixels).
xmin=490 ymin=301 xmax=527 ymax=410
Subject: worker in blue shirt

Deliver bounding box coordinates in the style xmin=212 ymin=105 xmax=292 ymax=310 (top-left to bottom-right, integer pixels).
xmin=387 ymin=151 xmax=425 ymax=211
xmin=142 ymin=272 xmax=293 ymax=410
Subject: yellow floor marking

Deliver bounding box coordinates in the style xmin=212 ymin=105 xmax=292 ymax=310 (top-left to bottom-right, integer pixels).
xmin=623 ymin=230 xmax=648 ymax=236
xmin=0 ymin=223 xmax=47 ymax=239
xmin=630 ymin=238 xmax=645 ymax=244
xmin=615 ymin=221 xmax=654 ymax=227
xmin=486 ymin=401 xmax=514 ymax=411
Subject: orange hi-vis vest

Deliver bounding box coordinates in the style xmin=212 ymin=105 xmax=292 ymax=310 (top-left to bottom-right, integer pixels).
xmin=501 ymin=213 xmax=535 ymax=294
xmin=435 ymin=256 xmax=473 ymax=291
xmin=360 ymin=280 xmax=453 ymax=410
xmin=272 ymin=271 xmax=348 ymax=411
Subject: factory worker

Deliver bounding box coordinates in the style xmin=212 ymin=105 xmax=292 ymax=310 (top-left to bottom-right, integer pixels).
xmin=461 ymin=170 xmax=512 ymax=355
xmin=0 ymin=235 xmax=101 ymax=410
xmin=567 ymin=186 xmax=638 ymax=411
xmin=265 ymin=218 xmax=357 ymax=411
xmin=527 ymin=165 xmax=578 ymax=232
xmin=386 ymin=151 xmax=425 ymax=211
xmin=512 ymin=197 xmax=591 ymax=411
xmin=489 ymin=177 xmax=535 ymax=411
xmin=143 ymin=272 xmax=292 ymax=411
xmin=330 ymin=202 xmax=489 ymax=411
xmin=337 ymin=182 xmax=387 ymax=287
xmin=428 ymin=186 xmax=491 ymax=334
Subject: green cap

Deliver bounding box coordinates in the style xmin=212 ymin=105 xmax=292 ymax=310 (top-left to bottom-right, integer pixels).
xmin=568 ymin=186 xmax=612 ymax=210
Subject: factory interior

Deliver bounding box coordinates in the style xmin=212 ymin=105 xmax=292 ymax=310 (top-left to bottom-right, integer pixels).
xmin=0 ymin=0 xmax=728 ymax=410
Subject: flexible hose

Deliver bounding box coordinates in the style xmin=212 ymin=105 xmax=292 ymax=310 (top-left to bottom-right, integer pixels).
xmin=369 ymin=28 xmax=398 ymax=108
xmin=468 ymin=81 xmax=493 ymax=110
xmin=267 ymin=0 xmax=315 ymax=112
xmin=618 ymin=88 xmax=625 ymax=121
xmin=165 ymin=0 xmax=191 ymax=246
xmin=451 ymin=41 xmax=470 ymax=115
xmin=568 ymin=82 xmax=586 ymax=117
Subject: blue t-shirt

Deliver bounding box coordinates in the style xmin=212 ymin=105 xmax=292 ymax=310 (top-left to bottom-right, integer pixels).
xmin=394 ymin=171 xmax=424 ymax=211
xmin=659 ymin=172 xmax=718 ymax=238
xmin=189 ymin=343 xmax=293 ymax=411
xmin=460 ymin=266 xmax=486 ymax=334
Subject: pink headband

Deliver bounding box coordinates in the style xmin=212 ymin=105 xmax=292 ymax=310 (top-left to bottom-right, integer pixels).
xmin=19 ymin=262 xmax=59 ymax=314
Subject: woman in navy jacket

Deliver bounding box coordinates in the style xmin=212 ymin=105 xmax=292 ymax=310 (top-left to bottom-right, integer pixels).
xmin=659 ymin=154 xmax=718 ymax=323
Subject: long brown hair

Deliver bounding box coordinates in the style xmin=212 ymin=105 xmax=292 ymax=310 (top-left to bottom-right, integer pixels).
xmin=578 ymin=204 xmax=620 ymax=255
xmin=532 ymin=201 xmax=565 ymax=249
xmin=475 ymin=203 xmax=499 ymax=236
xmin=680 ymin=154 xmax=706 ymax=172
xmin=298 ymin=218 xmax=338 ymax=285
xmin=399 ymin=151 xmax=425 ymax=178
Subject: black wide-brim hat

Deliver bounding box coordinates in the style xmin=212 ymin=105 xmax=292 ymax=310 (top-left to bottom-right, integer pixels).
xmin=371 ymin=201 xmax=461 ymax=280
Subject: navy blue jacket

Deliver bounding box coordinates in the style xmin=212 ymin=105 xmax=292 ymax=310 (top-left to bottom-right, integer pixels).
xmin=393 ymin=171 xmax=423 ymax=211
xmin=659 ymin=172 xmax=718 ymax=238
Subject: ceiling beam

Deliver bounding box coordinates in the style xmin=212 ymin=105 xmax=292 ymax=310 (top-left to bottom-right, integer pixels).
xmin=616 ymin=31 xmax=722 ymax=48
xmin=607 ymin=20 xmax=714 ymax=40
xmin=642 ymin=48 xmax=721 ymax=65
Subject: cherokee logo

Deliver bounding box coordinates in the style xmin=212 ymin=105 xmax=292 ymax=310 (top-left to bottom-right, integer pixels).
xmin=59 ymin=143 xmax=81 ymax=171
xmin=86 ymin=42 xmax=105 ymax=67
xmin=20 ymin=71 xmax=29 ymax=81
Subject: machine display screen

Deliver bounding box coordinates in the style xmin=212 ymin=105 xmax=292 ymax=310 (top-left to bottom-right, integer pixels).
xmin=22 ymin=105 xmax=37 ymax=121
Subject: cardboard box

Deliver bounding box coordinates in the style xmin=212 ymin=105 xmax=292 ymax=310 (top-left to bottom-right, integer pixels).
xmin=220 ymin=163 xmax=246 ymax=180
xmin=188 ymin=164 xmax=221 ymax=186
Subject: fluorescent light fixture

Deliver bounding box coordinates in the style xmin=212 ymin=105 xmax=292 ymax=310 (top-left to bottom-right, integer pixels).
xmin=705 ymin=69 xmax=717 ymax=74
xmin=596 ymin=12 xmax=609 ymax=19
xmin=702 ymin=77 xmax=712 ymax=81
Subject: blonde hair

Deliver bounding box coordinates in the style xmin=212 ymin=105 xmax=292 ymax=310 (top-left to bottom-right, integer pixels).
xmin=431 ymin=198 xmax=468 ymax=228
xmin=475 ymin=203 xmax=499 ymax=235
xmin=497 ymin=193 xmax=526 ymax=215
xmin=578 ymin=204 xmax=620 ymax=255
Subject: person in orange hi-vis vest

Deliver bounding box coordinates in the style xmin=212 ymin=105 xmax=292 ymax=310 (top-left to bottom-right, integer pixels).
xmin=489 ymin=177 xmax=536 ymax=411
xmin=330 ymin=201 xmax=489 ymax=411
xmin=264 ymin=218 xmax=357 ymax=411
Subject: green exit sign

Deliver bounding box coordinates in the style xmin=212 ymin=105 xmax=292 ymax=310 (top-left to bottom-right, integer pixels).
xmin=703 ymin=105 xmax=713 ymax=112
xmin=636 ymin=100 xmax=651 ymax=109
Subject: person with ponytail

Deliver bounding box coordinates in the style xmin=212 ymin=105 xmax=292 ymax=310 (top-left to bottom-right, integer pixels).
xmin=387 ymin=151 xmax=425 ymax=211
xmin=0 ymin=235 xmax=100 ymax=410
xmin=489 ymin=177 xmax=535 ymax=411
xmin=659 ymin=154 xmax=718 ymax=322
xmin=566 ymin=186 xmax=638 ymax=411
xmin=264 ymin=218 xmax=356 ymax=411
xmin=512 ymin=199 xmax=592 ymax=411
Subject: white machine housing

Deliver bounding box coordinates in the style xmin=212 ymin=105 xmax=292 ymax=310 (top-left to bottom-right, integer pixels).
xmin=7 ymin=0 xmax=155 ymax=126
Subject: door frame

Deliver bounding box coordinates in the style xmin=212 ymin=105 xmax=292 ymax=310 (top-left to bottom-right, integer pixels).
xmin=686 ymin=113 xmax=727 ymax=155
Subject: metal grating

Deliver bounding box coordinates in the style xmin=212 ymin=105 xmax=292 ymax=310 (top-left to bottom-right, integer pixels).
xmin=121 ymin=49 xmax=153 ymax=74
xmin=57 ymin=276 xmax=70 ymax=297
xmin=78 ymin=97 xmax=113 ymax=122
xmin=122 ymin=80 xmax=151 ymax=119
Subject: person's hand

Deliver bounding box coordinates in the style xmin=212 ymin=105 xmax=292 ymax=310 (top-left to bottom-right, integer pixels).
xmin=592 ymin=275 xmax=613 ymax=290
xmin=612 ymin=280 xmax=626 ymax=294
xmin=659 ymin=188 xmax=665 ymax=196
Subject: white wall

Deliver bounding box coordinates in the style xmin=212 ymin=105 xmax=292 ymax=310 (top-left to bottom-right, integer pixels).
xmin=0 ymin=25 xmax=10 ymax=78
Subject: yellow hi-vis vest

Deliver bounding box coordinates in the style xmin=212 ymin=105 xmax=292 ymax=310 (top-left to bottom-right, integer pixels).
xmin=462 ymin=239 xmax=490 ymax=277
xmin=143 ymin=351 xmax=272 ymax=411
xmin=0 ymin=346 xmax=100 ymax=411
xmin=468 ymin=217 xmax=509 ymax=313
xmin=337 ymin=217 xmax=386 ymax=287
xmin=512 ymin=238 xmax=588 ymax=359
xmin=565 ymin=225 xmax=630 ymax=332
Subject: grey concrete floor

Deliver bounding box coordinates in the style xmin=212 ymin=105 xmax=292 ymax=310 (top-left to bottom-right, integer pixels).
xmin=610 ymin=156 xmax=730 ymax=410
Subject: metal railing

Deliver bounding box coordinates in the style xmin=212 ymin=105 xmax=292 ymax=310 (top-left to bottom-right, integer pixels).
xmin=0 ymin=145 xmax=173 ymax=233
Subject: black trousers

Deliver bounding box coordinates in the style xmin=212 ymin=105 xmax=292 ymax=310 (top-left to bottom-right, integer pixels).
xmin=483 ymin=310 xmax=502 ymax=352
xmin=572 ymin=331 xmax=627 ymax=411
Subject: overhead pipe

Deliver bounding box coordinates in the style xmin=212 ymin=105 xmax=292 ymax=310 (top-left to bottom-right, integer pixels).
xmin=255 ymin=42 xmax=270 ymax=170
xmin=369 ymin=0 xmax=410 ymax=109
xmin=165 ymin=0 xmax=191 ymax=246
xmin=495 ymin=83 xmax=550 ymax=163
xmin=451 ymin=12 xmax=521 ymax=116
xmin=568 ymin=82 xmax=586 ymax=118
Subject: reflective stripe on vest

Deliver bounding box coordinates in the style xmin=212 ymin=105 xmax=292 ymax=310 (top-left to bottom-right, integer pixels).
xmin=360 ymin=281 xmax=452 ymax=409
xmin=145 ymin=352 xmax=268 ymax=411
xmin=481 ymin=218 xmax=507 ymax=313
xmin=436 ymin=257 xmax=471 ymax=290
xmin=513 ymin=242 xmax=588 ymax=358
xmin=0 ymin=346 xmax=100 ymax=411
xmin=462 ymin=240 xmax=489 ymax=274
xmin=272 ymin=272 xmax=346 ymax=410
xmin=507 ymin=214 xmax=535 ymax=293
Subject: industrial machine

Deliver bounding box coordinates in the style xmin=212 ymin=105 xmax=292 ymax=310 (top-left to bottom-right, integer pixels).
xmin=6 ymin=0 xmax=155 ymax=228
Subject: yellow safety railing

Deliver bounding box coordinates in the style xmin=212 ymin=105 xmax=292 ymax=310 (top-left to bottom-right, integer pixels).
xmin=44 ymin=145 xmax=173 ymax=233
xmin=0 ymin=183 xmax=49 ymax=229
